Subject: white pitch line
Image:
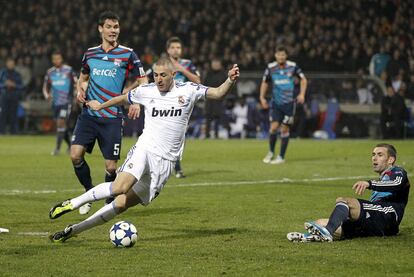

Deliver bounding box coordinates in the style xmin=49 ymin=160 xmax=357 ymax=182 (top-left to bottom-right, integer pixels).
xmin=0 ymin=175 xmax=373 ymax=195
xmin=17 ymin=232 xmax=49 ymax=236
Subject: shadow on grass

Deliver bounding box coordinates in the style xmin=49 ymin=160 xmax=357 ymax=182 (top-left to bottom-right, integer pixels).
xmin=142 ymin=227 xmax=248 ymax=242
xmin=129 ymin=207 xmax=196 ymax=217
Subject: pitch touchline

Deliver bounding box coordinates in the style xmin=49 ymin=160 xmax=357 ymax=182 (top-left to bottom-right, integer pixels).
xmin=0 ymin=175 xmax=373 ymax=195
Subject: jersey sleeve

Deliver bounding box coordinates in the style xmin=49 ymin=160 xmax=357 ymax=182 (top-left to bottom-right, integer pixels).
xmin=262 ymin=67 xmax=271 ymax=83
xmin=295 ymin=65 xmax=305 ymax=79
xmin=368 ymin=168 xmax=408 ymax=192
xmin=81 ymin=53 xmax=90 ymax=75
xmin=189 ymin=61 xmax=200 ymax=77
xmin=43 ymin=72 xmax=51 ymax=86
xmin=128 ymin=51 xmax=146 ymax=79
xmin=127 ymin=86 xmax=143 ymax=105
xmin=188 ymin=82 xmax=208 ymax=102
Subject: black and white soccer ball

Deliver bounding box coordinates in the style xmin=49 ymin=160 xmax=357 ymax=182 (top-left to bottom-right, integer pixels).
xmin=109 ymin=221 xmax=138 ymax=247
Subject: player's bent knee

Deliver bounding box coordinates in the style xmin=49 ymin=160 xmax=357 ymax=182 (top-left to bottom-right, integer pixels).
xmin=335 ymin=197 xmax=346 ymax=203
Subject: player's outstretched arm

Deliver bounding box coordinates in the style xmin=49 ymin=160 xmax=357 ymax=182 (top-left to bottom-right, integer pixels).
xmin=206 ymin=64 xmax=240 ymax=100
xmin=87 ymin=94 xmax=129 ymax=111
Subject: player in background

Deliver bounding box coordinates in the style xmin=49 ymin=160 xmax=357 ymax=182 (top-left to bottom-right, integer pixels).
xmin=166 ymin=36 xmax=200 ymax=178
xmin=287 ymin=143 xmax=410 ymax=242
xmin=260 ymin=46 xmax=307 ymax=164
xmin=43 ymin=51 xmax=77 ymax=155
xmin=48 ymin=59 xmax=240 ymax=243
xmin=73 ymin=11 xmax=147 ymax=215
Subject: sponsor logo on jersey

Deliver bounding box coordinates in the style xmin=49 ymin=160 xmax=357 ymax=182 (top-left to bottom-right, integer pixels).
xmin=52 ymin=80 xmax=66 ymax=86
xmin=152 ymin=107 xmax=182 ymax=117
xmin=113 ymin=59 xmax=122 ymax=66
xmin=102 ymin=56 xmax=109 ymax=61
xmin=92 ymin=68 xmax=117 ymax=77
xmin=274 ymin=79 xmax=290 ymax=85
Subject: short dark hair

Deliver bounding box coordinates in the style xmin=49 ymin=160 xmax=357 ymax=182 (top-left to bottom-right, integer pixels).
xmin=51 ymin=50 xmax=63 ymax=57
xmin=376 ymin=143 xmax=397 ymax=159
xmin=154 ymin=57 xmax=174 ymax=71
xmin=98 ymin=11 xmax=120 ymax=26
xmin=276 ymin=46 xmax=288 ymax=54
xmin=166 ymin=36 xmax=182 ymax=49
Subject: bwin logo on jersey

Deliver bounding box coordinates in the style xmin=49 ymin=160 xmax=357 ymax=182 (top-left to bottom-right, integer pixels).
xmin=152 ymin=107 xmax=182 ymax=117
xmin=92 ymin=68 xmax=117 ymax=77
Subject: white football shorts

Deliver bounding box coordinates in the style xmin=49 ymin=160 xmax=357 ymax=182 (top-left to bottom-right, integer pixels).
xmin=118 ymin=145 xmax=174 ymax=205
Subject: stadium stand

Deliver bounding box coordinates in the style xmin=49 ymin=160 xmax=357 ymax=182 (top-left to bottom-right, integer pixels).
xmin=1 ymin=0 xmax=413 ymax=137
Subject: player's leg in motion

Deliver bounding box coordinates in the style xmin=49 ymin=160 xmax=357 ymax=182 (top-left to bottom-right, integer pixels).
xmin=49 ymin=172 xmax=136 ymax=219
xmin=49 ymin=173 xmax=140 ymax=242
xmin=263 ymin=121 xmax=279 ymax=163
xmin=104 ymin=159 xmax=117 ymax=204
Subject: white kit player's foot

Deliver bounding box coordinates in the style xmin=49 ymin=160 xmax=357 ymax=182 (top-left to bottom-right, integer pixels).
xmin=79 ymin=203 xmax=92 ymax=215
xmin=262 ymin=152 xmax=274 ymax=163
xmin=270 ymin=155 xmax=285 ymax=164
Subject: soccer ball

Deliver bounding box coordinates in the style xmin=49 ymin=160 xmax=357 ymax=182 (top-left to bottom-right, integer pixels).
xmin=109 ymin=221 xmax=138 ymax=247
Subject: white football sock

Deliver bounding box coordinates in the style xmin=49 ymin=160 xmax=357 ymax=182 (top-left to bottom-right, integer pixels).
xmin=71 ymin=202 xmax=121 ymax=235
xmin=70 ymin=182 xmax=113 ymax=209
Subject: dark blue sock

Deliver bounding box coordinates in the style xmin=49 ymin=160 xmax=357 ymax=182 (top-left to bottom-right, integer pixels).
xmin=56 ymin=130 xmax=65 ymax=151
xmin=279 ymin=133 xmax=290 ymax=159
xmin=325 ymin=202 xmax=350 ymax=235
xmin=269 ymin=133 xmax=277 ymax=153
xmin=73 ymin=160 xmax=93 ymax=191
xmin=175 ymin=160 xmax=182 ymax=172
xmin=105 ymin=171 xmax=116 ymax=182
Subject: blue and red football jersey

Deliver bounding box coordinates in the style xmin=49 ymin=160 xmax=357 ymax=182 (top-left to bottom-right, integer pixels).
xmin=81 ymin=44 xmax=145 ymax=118
xmin=44 ymin=65 xmax=76 ymax=106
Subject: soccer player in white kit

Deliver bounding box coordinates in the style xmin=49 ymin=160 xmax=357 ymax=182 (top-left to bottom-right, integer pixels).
xmin=49 ymin=58 xmax=240 ymax=242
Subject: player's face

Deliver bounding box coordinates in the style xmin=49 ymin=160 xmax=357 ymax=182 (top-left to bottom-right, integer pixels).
xmin=153 ymin=65 xmax=175 ymax=92
xmin=98 ymin=19 xmax=120 ymax=44
xmin=52 ymin=54 xmax=63 ymax=67
xmin=372 ymin=147 xmax=395 ymax=173
xmin=167 ymin=42 xmax=182 ymax=60
xmin=275 ymin=51 xmax=287 ymax=64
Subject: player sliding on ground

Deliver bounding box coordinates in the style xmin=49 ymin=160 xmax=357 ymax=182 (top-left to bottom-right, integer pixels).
xmin=48 ymin=58 xmax=239 ymax=242
xmin=287 ymin=143 xmax=410 ymax=242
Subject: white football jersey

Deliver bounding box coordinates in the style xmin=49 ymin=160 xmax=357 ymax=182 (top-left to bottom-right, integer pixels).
xmin=128 ymin=81 xmax=208 ymax=161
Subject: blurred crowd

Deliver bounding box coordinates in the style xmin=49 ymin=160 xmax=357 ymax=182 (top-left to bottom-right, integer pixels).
xmin=1 ymin=0 xmax=414 ymax=137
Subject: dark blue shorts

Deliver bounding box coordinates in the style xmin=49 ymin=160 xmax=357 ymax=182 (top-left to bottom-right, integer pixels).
xmin=72 ymin=113 xmax=123 ymax=160
xmin=269 ymin=102 xmax=295 ymax=125
xmin=341 ymin=199 xmax=401 ymax=239
xmin=53 ymin=104 xmax=71 ymax=120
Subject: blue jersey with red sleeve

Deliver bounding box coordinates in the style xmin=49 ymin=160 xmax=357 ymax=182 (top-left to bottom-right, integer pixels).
xmin=368 ymin=166 xmax=410 ymax=205
xmin=44 ymin=65 xmax=76 ymax=106
xmin=81 ymin=44 xmax=146 ymax=118
xmin=262 ymin=60 xmax=305 ymax=105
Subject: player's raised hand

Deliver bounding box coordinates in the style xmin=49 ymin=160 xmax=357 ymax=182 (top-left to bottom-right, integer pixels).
xmin=228 ymin=64 xmax=240 ymax=81
xmin=128 ymin=104 xmax=141 ymax=120
xmin=86 ymin=100 xmax=101 ymax=111
xmin=352 ymin=181 xmax=369 ymax=195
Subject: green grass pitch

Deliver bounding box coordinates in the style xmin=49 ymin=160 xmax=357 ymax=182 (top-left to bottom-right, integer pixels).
xmin=0 ymin=136 xmax=413 ymax=276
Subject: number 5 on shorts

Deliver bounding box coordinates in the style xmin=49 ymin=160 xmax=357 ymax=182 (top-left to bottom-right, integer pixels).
xmin=113 ymin=144 xmax=120 ymax=155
